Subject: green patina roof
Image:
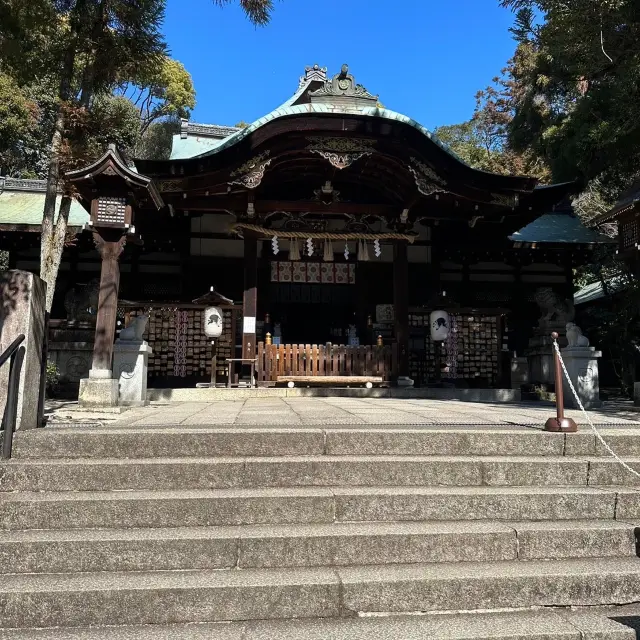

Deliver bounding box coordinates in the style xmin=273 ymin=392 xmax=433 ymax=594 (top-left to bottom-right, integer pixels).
xmin=509 ymin=214 xmax=611 ymax=245
xmin=0 ymin=186 xmax=89 ymax=228
xmin=574 ymin=277 xmax=626 ymax=305
xmin=170 ymin=66 xmax=467 ymax=165
xmin=172 ymin=103 xmax=465 ymax=164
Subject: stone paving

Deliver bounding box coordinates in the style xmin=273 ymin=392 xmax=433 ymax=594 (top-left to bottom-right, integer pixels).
xmin=45 ymin=397 xmax=640 ymax=428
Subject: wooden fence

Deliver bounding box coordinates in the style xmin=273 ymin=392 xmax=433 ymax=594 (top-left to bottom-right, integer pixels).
xmin=257 ymin=343 xmax=396 ymax=384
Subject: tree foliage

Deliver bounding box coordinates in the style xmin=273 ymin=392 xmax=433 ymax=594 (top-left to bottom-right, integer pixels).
xmin=0 ymin=0 xmax=278 ymax=312
xmin=213 ymin=0 xmax=274 ymax=25
xmin=116 ymin=57 xmax=195 ymax=137
xmin=498 ymin=0 xmax=640 ymax=190
xmin=434 ymin=72 xmax=550 ymax=181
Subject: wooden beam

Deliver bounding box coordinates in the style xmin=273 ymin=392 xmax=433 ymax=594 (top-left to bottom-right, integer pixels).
xmin=165 ymin=196 xmax=399 ymax=217
xmin=394 ymin=242 xmax=410 ymax=380
xmin=242 ymin=236 xmax=258 ymax=359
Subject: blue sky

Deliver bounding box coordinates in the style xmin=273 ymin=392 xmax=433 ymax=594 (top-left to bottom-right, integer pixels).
xmin=164 ymin=0 xmax=518 ymax=130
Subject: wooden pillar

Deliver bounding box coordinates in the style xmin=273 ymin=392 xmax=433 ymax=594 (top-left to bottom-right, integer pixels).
xmin=91 ymin=230 xmax=126 ymax=373
xmin=394 ymin=241 xmax=410 ymax=379
xmin=242 ymin=235 xmax=258 ymax=359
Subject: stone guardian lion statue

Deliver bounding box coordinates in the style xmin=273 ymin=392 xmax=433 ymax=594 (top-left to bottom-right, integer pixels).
xmin=534 ymin=287 xmax=575 ymax=328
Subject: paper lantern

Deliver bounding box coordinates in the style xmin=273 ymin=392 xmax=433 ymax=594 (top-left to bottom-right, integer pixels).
xmin=430 ymin=310 xmax=449 ymax=341
xmin=203 ymin=306 xmax=223 ymax=338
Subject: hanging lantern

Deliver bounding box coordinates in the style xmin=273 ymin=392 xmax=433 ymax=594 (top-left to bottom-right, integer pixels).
xmin=203 ymin=306 xmax=224 ymax=338
xmin=430 ymin=310 xmax=450 ymax=341
xmin=271 ymin=235 xmax=279 ymax=255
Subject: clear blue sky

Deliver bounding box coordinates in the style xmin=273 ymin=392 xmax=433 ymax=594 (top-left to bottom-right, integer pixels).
xmin=163 ymin=0 xmax=518 ymax=130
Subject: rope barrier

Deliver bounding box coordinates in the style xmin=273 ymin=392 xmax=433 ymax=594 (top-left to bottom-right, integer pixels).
xmin=553 ymin=338 xmax=640 ymax=480
xmin=229 ymin=223 xmax=416 ymax=243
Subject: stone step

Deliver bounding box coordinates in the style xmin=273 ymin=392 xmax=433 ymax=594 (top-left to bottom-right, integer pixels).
xmin=0 ymin=609 xmax=633 ymax=639
xmin=2 ymin=558 xmax=640 ymax=629
xmin=0 ymin=520 xmax=635 ymax=574
xmin=0 ymin=486 xmax=621 ymax=530
xmin=12 ymin=427 xmax=581 ymax=459
xmin=0 ymin=455 xmax=597 ymax=491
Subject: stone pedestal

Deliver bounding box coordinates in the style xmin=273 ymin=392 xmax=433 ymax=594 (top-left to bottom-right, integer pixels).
xmin=48 ymin=320 xmax=95 ymax=397
xmin=113 ymin=340 xmax=152 ymax=406
xmin=78 ymin=368 xmax=119 ymax=408
xmin=510 ymin=356 xmax=529 ymax=389
xmin=396 ymin=376 xmax=415 ymax=388
xmin=560 ymin=346 xmax=602 ymax=410
xmin=0 ymin=270 xmax=46 ymax=430
xmin=527 ymin=325 xmax=566 ymax=387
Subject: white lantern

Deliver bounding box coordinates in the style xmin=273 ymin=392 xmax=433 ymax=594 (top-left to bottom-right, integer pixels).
xmin=430 ymin=310 xmax=450 ymax=341
xmin=204 ymin=306 xmax=223 ymax=338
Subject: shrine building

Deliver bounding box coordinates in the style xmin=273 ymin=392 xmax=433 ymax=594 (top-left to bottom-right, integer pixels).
xmin=0 ymin=64 xmax=609 ymax=394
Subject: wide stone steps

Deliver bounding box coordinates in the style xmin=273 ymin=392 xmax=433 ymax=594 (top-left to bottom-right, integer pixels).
xmin=2 ymin=486 xmax=633 ymax=530
xmin=12 ymin=426 xmax=640 ymax=458
xmin=4 ymin=425 xmax=640 ymax=636
xmin=0 ymin=609 xmax=633 ymax=639
xmin=4 ymin=455 xmax=640 ymax=491
xmin=1 ymin=519 xmax=635 ymax=574
xmin=2 ymin=558 xmax=640 ymax=629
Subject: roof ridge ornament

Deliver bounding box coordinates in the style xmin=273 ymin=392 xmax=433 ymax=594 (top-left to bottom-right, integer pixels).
xmin=300 ymin=64 xmax=328 ymax=88
xmin=309 ymin=64 xmax=378 ymax=105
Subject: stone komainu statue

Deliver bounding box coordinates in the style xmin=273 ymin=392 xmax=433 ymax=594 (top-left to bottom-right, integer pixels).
xmin=64 ymin=279 xmax=100 ymax=322
xmin=566 ymin=322 xmax=590 ymax=347
xmin=119 ymin=314 xmax=149 ymax=342
xmin=534 ymin=287 xmax=575 ymax=327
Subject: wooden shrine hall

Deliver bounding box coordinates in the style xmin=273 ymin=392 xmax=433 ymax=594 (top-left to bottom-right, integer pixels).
xmin=0 ymin=64 xmax=608 ymax=396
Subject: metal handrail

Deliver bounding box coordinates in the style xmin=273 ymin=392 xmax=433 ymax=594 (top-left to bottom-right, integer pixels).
xmin=1 ymin=334 xmax=25 ymax=459
xmin=0 ymin=334 xmax=25 ymax=368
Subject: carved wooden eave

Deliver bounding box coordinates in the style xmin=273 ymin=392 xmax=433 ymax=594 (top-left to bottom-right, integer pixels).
xmin=66 ymin=145 xmax=164 ymax=210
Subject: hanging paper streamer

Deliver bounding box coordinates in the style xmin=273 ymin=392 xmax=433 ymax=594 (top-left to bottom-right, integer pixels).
xmin=357 ymin=240 xmax=370 ymax=261
xmin=271 ymin=235 xmax=279 ymax=255
xmin=289 ymin=238 xmax=300 ymax=261
xmin=374 ymin=239 xmax=381 ymax=258
xmin=344 ymin=241 xmax=350 ymax=260
xmin=306 ymin=238 xmax=314 ymax=257
xmin=323 ymin=239 xmax=334 ymax=262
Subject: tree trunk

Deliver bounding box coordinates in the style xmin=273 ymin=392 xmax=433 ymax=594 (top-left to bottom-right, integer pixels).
xmin=40 ymin=43 xmax=75 ymax=313
xmin=41 ymin=196 xmax=72 ymax=313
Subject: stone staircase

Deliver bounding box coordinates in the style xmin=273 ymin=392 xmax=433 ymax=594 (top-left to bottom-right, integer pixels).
xmin=2 ymin=425 xmax=640 ymax=638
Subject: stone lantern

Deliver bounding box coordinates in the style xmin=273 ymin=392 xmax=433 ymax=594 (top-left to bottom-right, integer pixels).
xmin=66 ymin=145 xmax=164 ymax=407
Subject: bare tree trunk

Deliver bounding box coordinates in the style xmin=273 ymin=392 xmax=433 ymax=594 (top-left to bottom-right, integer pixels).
xmin=40 ymin=44 xmax=75 ymax=313
xmin=41 ymin=196 xmax=72 ymax=313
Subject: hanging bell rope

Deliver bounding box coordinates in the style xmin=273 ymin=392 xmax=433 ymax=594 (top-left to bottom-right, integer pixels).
xmin=323 ymin=239 xmax=334 ymax=262
xmin=289 ymin=237 xmax=301 ymax=261
xmin=229 ymin=222 xmax=415 ymax=243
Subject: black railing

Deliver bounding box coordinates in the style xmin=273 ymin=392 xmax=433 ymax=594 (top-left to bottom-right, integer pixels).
xmin=1 ymin=334 xmax=25 ymax=459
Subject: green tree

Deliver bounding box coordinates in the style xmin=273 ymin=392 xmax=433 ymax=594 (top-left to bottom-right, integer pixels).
xmin=499 ymin=0 xmax=640 ymax=189
xmin=0 ymin=72 xmax=36 ymax=175
xmin=0 ymin=0 xmax=278 ymax=311
xmin=116 ymin=57 xmax=196 ymax=138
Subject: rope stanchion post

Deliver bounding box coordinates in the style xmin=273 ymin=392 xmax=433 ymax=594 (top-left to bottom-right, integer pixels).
xmin=544 ymin=331 xmax=578 ymax=433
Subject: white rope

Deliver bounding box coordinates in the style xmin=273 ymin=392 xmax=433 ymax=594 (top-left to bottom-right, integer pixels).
xmin=553 ymin=339 xmax=640 ymax=479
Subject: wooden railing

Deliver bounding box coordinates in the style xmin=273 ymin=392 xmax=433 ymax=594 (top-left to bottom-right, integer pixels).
xmin=257 ymin=342 xmax=396 ymax=384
